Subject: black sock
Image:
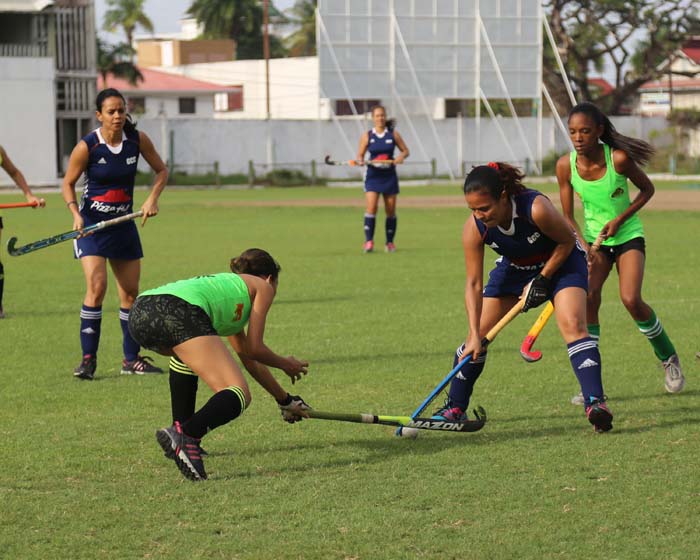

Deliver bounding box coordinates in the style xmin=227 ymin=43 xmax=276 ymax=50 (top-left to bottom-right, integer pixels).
xmin=182 ymin=387 xmax=247 ymax=439
xmin=0 ymin=260 xmax=4 ymax=309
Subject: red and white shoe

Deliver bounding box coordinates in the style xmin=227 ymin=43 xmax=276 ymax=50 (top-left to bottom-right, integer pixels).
xmin=385 ymin=242 xmax=396 ymax=253
xmin=363 ymin=240 xmax=374 ymax=253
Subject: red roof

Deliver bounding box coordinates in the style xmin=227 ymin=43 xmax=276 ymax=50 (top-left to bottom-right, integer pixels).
xmin=588 ymin=77 xmax=614 ymax=95
xmin=681 ymin=38 xmax=700 ymax=64
xmin=639 ymin=77 xmax=700 ymax=91
xmin=98 ymin=67 xmax=237 ymax=93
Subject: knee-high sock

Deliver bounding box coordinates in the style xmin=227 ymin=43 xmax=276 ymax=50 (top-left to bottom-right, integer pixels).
xmin=636 ymin=309 xmax=676 ymax=361
xmin=364 ymin=213 xmax=376 ymax=242
xmin=385 ymin=215 xmax=397 ymax=243
xmin=447 ymin=344 xmax=487 ymax=411
xmin=182 ymin=387 xmax=248 ymax=439
xmin=0 ymin=260 xmax=5 ymax=309
xmin=119 ymin=307 xmax=140 ymax=362
xmin=567 ymin=337 xmax=604 ymax=405
xmin=80 ymin=304 xmax=102 ymax=357
xmin=169 ymin=357 xmax=199 ymax=424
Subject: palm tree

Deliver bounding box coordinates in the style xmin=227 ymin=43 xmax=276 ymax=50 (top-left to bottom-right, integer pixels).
xmin=188 ymin=0 xmax=288 ymax=59
xmin=285 ymin=0 xmax=316 ymax=57
xmin=97 ymin=38 xmax=144 ymax=87
xmin=103 ymin=0 xmax=154 ymax=46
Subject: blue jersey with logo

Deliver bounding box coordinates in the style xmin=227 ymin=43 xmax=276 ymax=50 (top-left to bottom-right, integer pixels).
xmin=364 ymin=128 xmax=399 ymax=194
xmin=474 ymin=188 xmax=587 ymax=298
xmin=80 ymin=128 xmax=139 ymax=226
xmin=73 ymin=127 xmax=143 ymax=260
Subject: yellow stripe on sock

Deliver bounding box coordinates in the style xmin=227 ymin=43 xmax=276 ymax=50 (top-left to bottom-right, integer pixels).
xmin=169 ymin=356 xmax=196 ymax=375
xmin=226 ymin=386 xmax=248 ymax=410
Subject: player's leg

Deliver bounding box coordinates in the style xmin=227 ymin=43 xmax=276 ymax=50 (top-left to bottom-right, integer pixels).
xmin=383 ymin=194 xmax=398 ymax=252
xmin=363 ymin=191 xmax=380 ymax=252
xmin=434 ymin=295 xmax=518 ymax=421
xmin=0 ymin=219 xmax=5 ymax=318
xmin=111 ymin=258 xmax=163 ymax=375
xmin=554 ymin=285 xmax=612 ymax=432
xmin=616 ymin=243 xmax=684 ymax=392
xmin=74 ymin=255 xmax=108 ymax=379
xmin=157 ymin=336 xmax=251 ymax=480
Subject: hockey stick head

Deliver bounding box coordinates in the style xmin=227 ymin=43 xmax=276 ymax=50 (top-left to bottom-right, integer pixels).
xmin=6 ymin=236 xmax=19 ymax=256
xmin=324 ymin=155 xmax=334 ymax=165
xmin=408 ymin=406 xmax=487 ymax=433
xmin=520 ymin=335 xmax=543 ymax=362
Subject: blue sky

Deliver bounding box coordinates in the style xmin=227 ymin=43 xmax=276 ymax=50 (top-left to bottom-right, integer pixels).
xmin=94 ymin=0 xmax=296 ymax=42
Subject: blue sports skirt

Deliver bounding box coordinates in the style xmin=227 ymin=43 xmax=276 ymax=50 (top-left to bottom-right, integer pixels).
xmin=73 ymin=220 xmax=143 ymax=260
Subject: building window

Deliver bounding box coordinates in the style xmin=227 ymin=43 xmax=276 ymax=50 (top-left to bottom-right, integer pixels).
xmin=128 ymin=97 xmax=145 ymax=114
xmin=214 ymin=88 xmax=243 ymax=112
xmin=178 ymin=97 xmax=196 ymax=114
xmin=335 ymin=99 xmax=380 ymax=116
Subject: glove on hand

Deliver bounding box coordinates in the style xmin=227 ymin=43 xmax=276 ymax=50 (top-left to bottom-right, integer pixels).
xmin=523 ymin=274 xmax=552 ymax=312
xmin=277 ymin=394 xmax=310 ymax=423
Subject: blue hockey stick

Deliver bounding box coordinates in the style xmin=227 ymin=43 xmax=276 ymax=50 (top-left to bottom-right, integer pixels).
xmin=397 ymin=298 xmax=526 ymax=435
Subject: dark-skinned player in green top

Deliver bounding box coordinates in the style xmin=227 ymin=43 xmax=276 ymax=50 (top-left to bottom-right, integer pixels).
xmin=557 ymin=102 xmax=685 ymax=405
xmin=128 ymin=248 xmax=310 ymax=481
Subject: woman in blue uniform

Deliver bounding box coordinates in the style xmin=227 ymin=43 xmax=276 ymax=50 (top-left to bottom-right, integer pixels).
xmin=351 ymin=105 xmax=409 ymax=253
xmin=0 ymin=145 xmax=45 ymax=318
xmin=433 ymin=162 xmax=613 ymax=433
xmin=61 ymin=88 xmax=168 ymax=380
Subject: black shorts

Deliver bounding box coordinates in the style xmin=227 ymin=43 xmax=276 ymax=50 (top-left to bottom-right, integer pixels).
xmin=128 ymin=294 xmax=217 ymax=353
xmin=598 ymin=236 xmax=645 ymax=264
xmin=0 ymin=216 xmax=4 ymax=229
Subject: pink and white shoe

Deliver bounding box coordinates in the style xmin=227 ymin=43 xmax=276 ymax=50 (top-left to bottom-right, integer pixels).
xmin=385 ymin=242 xmax=396 ymax=253
xmin=363 ymin=240 xmax=374 ymax=253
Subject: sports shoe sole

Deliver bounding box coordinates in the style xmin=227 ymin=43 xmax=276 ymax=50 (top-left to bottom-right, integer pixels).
xmin=587 ymin=407 xmax=613 ymax=433
xmin=155 ymin=428 xmax=206 ymax=481
xmin=664 ymin=377 xmax=685 ymax=393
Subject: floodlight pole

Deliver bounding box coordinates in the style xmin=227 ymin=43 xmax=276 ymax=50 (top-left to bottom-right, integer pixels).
xmin=263 ymin=0 xmax=271 ymax=120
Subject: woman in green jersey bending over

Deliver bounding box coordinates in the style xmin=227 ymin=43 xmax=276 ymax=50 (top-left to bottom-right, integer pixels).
xmin=557 ymin=102 xmax=684 ymax=404
xmin=128 ymin=248 xmax=309 ymax=481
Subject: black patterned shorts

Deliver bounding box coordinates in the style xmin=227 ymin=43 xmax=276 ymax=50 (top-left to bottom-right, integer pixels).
xmin=128 ymin=294 xmax=217 ymax=353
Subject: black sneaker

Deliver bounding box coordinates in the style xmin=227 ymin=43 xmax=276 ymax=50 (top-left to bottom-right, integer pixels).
xmin=585 ymin=397 xmax=613 ymax=433
xmin=73 ymin=355 xmax=97 ymax=380
xmin=156 ymin=421 xmax=207 ymax=481
xmin=121 ymin=355 xmax=164 ymax=375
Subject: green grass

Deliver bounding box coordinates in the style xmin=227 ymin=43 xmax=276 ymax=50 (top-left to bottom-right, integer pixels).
xmin=1 ymin=189 xmax=698 ymax=559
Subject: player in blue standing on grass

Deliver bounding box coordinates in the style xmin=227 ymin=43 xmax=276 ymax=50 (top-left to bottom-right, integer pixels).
xmin=61 ymin=88 xmax=168 ymax=380
xmin=432 ymin=162 xmax=614 ymax=432
xmin=558 ymin=102 xmax=684 ymax=404
xmin=0 ymin=145 xmax=46 ymax=318
xmin=350 ymin=105 xmax=409 ymax=253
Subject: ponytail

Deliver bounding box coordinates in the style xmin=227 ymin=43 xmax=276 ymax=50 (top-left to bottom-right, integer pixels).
xmin=569 ymin=102 xmax=654 ymax=166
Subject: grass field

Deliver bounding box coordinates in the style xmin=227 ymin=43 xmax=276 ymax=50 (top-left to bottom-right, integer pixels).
xmin=1 ymin=186 xmax=699 ymax=559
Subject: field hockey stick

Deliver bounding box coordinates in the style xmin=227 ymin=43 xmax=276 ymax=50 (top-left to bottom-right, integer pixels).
xmin=401 ymin=297 xmax=527 ymax=428
xmin=0 ymin=201 xmax=39 ymax=209
xmin=519 ymin=301 xmax=554 ymax=362
xmin=308 ymin=407 xmax=487 ymax=433
xmin=323 ymin=155 xmax=397 ymax=166
xmin=7 ymin=211 xmax=144 ymax=256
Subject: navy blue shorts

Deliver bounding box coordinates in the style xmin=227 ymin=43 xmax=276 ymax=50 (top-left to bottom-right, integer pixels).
xmin=484 ymin=249 xmax=588 ymax=299
xmin=364 ymin=168 xmax=399 ymax=195
xmin=73 ymin=221 xmax=143 ymax=260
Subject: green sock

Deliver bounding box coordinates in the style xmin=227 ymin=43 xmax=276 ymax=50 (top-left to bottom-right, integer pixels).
xmin=587 ymin=324 xmax=600 ymax=342
xmin=635 ymin=310 xmax=676 ymax=361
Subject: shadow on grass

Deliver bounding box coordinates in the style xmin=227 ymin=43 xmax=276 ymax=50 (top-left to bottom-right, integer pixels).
xmin=276 ymin=295 xmax=356 ymax=305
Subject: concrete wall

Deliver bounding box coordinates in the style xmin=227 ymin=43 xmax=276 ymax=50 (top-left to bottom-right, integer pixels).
xmin=135 ymin=115 xmax=669 ymax=178
xmin=0 ymin=57 xmax=57 ymax=186
xmin=135 ymin=94 xmax=216 ymax=119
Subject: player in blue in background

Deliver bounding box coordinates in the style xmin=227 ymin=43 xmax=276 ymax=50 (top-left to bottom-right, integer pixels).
xmin=351 ymin=105 xmax=409 ymax=253
xmin=433 ymin=162 xmax=614 ymax=433
xmin=61 ymin=88 xmax=168 ymax=380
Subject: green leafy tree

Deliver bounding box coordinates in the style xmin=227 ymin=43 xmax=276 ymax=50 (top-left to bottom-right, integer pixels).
xmin=97 ymin=38 xmax=143 ymax=87
xmin=103 ymin=0 xmax=154 ymax=47
xmin=544 ymin=0 xmax=700 ymax=114
xmin=284 ymin=0 xmax=316 ymax=56
xmin=187 ymin=0 xmax=287 ymax=59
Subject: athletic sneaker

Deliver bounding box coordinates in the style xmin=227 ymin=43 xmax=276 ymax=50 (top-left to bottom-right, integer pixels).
xmin=585 ymin=397 xmax=613 ymax=433
xmin=73 ymin=355 xmax=97 ymax=380
xmin=570 ymin=391 xmax=585 ymax=406
xmin=121 ymin=355 xmax=164 ymax=375
xmin=363 ymin=240 xmax=374 ymax=253
xmin=156 ymin=421 xmax=207 ymax=481
xmin=0 ymin=308 xmax=5 ymax=319
xmin=431 ymin=399 xmax=467 ymax=422
xmin=385 ymin=242 xmax=396 ymax=253
xmin=661 ymin=354 xmax=685 ymax=393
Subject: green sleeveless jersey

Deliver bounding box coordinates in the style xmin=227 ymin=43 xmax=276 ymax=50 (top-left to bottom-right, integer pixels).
xmin=141 ymin=273 xmax=252 ymax=336
xmin=570 ymin=143 xmax=644 ymax=246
